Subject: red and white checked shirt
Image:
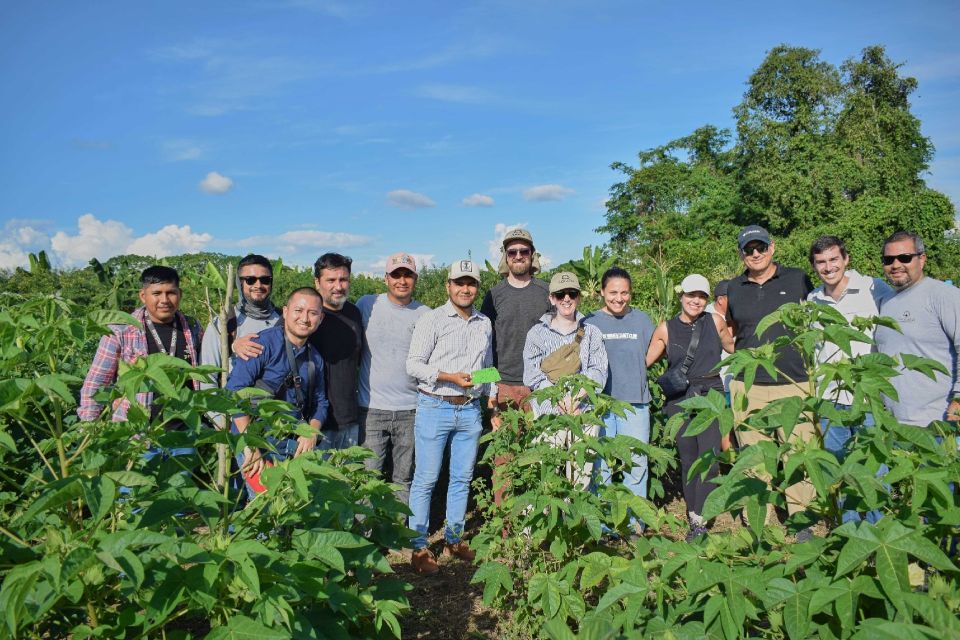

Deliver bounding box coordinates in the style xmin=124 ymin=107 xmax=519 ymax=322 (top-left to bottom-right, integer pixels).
xmin=77 ymin=307 xmax=203 ymax=422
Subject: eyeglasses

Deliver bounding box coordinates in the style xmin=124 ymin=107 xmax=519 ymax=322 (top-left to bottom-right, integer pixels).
xmin=741 ymin=243 xmax=769 ymax=256
xmin=507 ymin=247 xmax=532 ymax=258
xmin=240 ymin=276 xmax=273 ymax=286
xmin=881 ymin=253 xmax=922 ymax=266
xmin=553 ymin=289 xmax=580 ymax=300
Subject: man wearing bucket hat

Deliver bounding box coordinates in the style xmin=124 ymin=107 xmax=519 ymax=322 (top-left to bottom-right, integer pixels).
xmin=356 ymin=252 xmax=431 ymax=506
xmin=725 ymin=225 xmax=816 ymax=538
xmin=481 ymin=228 xmax=552 ymax=420
xmin=405 ymin=259 xmax=494 ymax=575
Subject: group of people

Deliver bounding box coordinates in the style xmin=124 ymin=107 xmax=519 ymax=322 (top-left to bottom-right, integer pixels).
xmin=77 ymin=224 xmax=960 ymax=575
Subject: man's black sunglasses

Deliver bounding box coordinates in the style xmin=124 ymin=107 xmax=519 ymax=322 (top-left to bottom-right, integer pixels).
xmin=741 ymin=242 xmax=769 ymax=256
xmin=553 ymin=289 xmax=580 ymax=300
xmin=881 ymin=253 xmax=922 ymax=266
xmin=240 ymin=276 xmax=273 ymax=285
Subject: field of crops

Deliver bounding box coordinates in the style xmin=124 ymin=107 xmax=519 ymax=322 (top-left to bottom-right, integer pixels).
xmin=1 ymin=296 xmax=959 ymax=639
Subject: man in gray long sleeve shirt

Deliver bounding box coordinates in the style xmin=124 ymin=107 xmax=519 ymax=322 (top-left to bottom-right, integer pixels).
xmin=875 ymin=230 xmax=960 ymax=426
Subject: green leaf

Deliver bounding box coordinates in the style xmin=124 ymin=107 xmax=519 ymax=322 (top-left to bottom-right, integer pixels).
xmin=764 ymin=578 xmax=812 ymax=640
xmin=206 ymin=615 xmax=291 ymax=640
xmin=17 ymin=476 xmax=84 ymax=524
xmin=82 ymin=475 xmax=116 ymax=526
xmin=471 ymin=561 xmax=513 ymax=606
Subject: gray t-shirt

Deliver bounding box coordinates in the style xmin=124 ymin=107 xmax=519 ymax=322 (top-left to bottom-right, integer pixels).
xmin=480 ymin=278 xmax=552 ymax=385
xmin=875 ymin=277 xmax=960 ymax=426
xmin=584 ymin=308 xmax=655 ymax=404
xmin=357 ymin=293 xmax=430 ymax=410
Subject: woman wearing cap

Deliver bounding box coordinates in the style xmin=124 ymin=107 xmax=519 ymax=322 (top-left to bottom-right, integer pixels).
xmin=522 ymin=271 xmax=608 ymax=485
xmin=646 ymin=274 xmax=734 ymax=540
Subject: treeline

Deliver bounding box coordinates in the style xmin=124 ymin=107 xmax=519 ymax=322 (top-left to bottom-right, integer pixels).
xmin=600 ymin=44 xmax=959 ymax=290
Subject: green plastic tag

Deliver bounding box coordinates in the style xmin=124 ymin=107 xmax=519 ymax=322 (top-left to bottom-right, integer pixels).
xmin=471 ymin=367 xmax=501 ymax=384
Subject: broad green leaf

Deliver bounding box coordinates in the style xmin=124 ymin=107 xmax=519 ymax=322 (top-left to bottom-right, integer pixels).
xmin=471 ymin=561 xmax=513 ymax=606
xmin=17 ymin=476 xmax=84 ymax=524
xmin=206 ymin=615 xmax=291 ymax=640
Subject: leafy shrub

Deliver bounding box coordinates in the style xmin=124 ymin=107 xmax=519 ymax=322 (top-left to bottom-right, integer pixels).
xmin=0 ymin=296 xmax=411 ymax=639
xmin=472 ymin=303 xmax=960 ymax=639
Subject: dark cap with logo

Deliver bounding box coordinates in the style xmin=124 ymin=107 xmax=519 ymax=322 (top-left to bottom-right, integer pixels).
xmin=737 ymin=225 xmax=771 ymax=251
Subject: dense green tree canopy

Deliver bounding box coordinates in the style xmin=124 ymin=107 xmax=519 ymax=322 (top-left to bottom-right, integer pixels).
xmin=599 ymin=44 xmax=958 ymax=282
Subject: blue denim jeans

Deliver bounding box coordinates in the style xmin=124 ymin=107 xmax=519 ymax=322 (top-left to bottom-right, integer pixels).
xmin=597 ymin=403 xmax=650 ymax=531
xmin=408 ymin=393 xmax=482 ymax=549
xmin=318 ymin=424 xmax=360 ymax=452
xmin=820 ymin=405 xmax=885 ymax=524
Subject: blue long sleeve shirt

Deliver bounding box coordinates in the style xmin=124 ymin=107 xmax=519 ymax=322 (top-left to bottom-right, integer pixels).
xmin=227 ymin=325 xmax=329 ymax=425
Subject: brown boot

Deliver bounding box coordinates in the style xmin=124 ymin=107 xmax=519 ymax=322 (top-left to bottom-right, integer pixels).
xmin=443 ymin=541 xmax=476 ymax=562
xmin=411 ymin=548 xmax=439 ymax=576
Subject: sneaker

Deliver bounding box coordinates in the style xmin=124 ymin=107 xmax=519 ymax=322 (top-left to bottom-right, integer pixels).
xmin=411 ymin=548 xmax=439 ymax=576
xmin=795 ymin=527 xmax=814 ymax=543
xmin=685 ymin=525 xmax=708 ymax=543
xmin=443 ymin=541 xmax=476 ymax=562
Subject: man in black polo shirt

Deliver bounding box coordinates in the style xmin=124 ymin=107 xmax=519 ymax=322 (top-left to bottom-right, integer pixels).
xmin=726 ymin=225 xmax=816 ymax=536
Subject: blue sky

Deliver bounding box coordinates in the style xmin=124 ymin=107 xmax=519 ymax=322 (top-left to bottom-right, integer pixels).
xmin=1 ymin=0 xmax=958 ymax=274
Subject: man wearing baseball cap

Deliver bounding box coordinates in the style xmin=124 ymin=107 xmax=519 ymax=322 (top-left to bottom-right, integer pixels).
xmin=356 ymin=253 xmax=431 ymax=506
xmin=405 ymin=259 xmax=494 ymax=575
xmin=726 ymin=224 xmax=816 ymax=538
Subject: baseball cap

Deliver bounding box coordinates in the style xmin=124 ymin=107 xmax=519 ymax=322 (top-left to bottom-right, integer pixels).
xmin=679 ymin=274 xmax=711 ymax=296
xmin=549 ymin=271 xmax=581 ymax=294
xmin=714 ymin=279 xmax=729 ymax=298
xmin=448 ymin=259 xmax=481 ymax=283
xmin=502 ymin=228 xmax=534 ymax=249
xmin=385 ymin=252 xmax=418 ymax=275
xmin=737 ymin=225 xmax=771 ymax=251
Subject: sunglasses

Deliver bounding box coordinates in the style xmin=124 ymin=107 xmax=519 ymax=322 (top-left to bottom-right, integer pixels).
xmin=881 ymin=252 xmax=922 ymax=266
xmin=741 ymin=242 xmax=769 ymax=256
xmin=240 ymin=276 xmax=273 ymax=286
xmin=553 ymin=289 xmax=580 ymax=300
xmin=507 ymin=247 xmax=532 ymax=258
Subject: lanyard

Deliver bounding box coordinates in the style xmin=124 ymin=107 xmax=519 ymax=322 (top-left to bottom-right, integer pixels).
xmin=145 ymin=316 xmax=179 ymax=356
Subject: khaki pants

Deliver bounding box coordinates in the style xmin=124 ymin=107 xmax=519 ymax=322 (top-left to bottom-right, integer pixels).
xmin=730 ymin=379 xmax=816 ymax=521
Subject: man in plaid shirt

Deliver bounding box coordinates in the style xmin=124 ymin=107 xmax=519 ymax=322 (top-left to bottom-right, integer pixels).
xmin=78 ymin=266 xmax=203 ymax=423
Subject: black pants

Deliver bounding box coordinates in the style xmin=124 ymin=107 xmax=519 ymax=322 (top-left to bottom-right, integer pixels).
xmin=666 ymin=384 xmax=722 ymax=518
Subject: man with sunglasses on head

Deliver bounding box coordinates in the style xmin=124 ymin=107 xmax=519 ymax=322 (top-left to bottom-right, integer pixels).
xmin=875 ymin=231 xmax=960 ymax=426
xmin=726 ymin=225 xmax=817 ymax=538
xmin=201 ymin=254 xmax=281 ymax=402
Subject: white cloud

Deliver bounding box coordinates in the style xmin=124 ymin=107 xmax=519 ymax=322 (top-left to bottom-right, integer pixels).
xmin=48 ymin=214 xmax=213 ymax=267
xmin=199 ymin=171 xmax=234 ymax=194
xmin=234 ymin=229 xmax=373 ymax=255
xmin=163 ymin=139 xmax=204 ymax=161
xmin=523 ymin=184 xmax=575 ymax=202
xmin=462 ymin=193 xmax=495 ymax=207
xmin=417 ymin=84 xmax=496 ymax=105
xmin=387 ymin=189 xmax=436 ymax=209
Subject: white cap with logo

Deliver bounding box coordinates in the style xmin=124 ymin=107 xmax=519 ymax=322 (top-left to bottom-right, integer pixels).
xmin=448 ymin=259 xmax=481 ymax=283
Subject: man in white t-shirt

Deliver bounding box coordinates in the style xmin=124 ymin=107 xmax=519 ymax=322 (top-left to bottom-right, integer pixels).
xmin=356 ymin=252 xmax=430 ymax=505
